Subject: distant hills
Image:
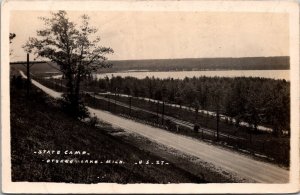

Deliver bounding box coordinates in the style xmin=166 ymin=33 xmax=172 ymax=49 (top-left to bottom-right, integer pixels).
xmin=108 ymin=56 xmax=290 ymax=72
xmin=11 ymin=56 xmax=289 ymax=73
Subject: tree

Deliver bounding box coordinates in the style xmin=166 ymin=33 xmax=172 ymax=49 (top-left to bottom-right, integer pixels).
xmin=9 ymin=33 xmax=16 ymax=55
xmin=192 ymin=98 xmax=200 ymax=123
xmin=9 ymin=33 xmax=16 ymax=43
xmin=197 ymin=83 xmax=207 ymax=110
xmin=174 ymin=87 xmax=184 ymax=108
xmin=24 ymin=11 xmax=113 ymax=118
xmin=264 ymin=81 xmax=290 ymax=136
xmin=182 ymin=82 xmax=197 ymax=109
xmin=225 ymin=80 xmax=246 ymax=127
xmin=211 ymin=88 xmax=222 ymax=140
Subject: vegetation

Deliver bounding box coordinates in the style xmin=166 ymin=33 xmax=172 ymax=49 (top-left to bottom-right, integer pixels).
xmin=23 ymin=11 xmax=113 ymax=118
xmin=83 ymin=76 xmax=290 ymax=136
xmin=9 ymin=32 xmax=16 ymax=55
xmin=9 ymin=33 xmax=16 ymax=43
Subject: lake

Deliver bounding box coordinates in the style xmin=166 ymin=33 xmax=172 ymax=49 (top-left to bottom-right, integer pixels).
xmin=96 ymin=70 xmax=289 ymax=80
xmin=46 ymin=70 xmax=289 ymax=80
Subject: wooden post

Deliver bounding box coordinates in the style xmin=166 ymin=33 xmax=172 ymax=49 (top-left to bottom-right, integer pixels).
xmin=129 ymin=96 xmax=132 ymax=116
xmin=162 ymin=101 xmax=165 ymax=125
xmin=107 ymin=95 xmax=110 ymax=110
xmin=156 ymin=101 xmax=159 ymax=124
xmin=114 ymin=89 xmax=117 ymax=111
xmin=61 ymin=77 xmax=63 ymax=92
xmin=26 ymin=53 xmax=30 ymax=96
xmin=216 ymin=106 xmax=220 ymax=141
xmin=249 ymin=130 xmax=252 ymax=144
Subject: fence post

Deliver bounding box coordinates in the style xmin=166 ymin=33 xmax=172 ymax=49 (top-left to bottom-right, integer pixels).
xmin=216 ymin=107 xmax=220 ymax=141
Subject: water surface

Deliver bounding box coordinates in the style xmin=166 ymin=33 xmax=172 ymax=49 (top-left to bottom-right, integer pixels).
xmin=97 ymin=70 xmax=289 ymax=80
xmin=46 ymin=70 xmax=290 ymax=81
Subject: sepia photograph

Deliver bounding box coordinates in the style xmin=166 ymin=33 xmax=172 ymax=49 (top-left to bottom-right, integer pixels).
xmin=1 ymin=0 xmax=299 ymax=194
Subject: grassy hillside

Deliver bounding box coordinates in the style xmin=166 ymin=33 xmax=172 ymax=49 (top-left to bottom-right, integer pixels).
xmin=10 ymin=78 xmax=204 ymax=183
xmin=10 ymin=56 xmax=290 ymax=74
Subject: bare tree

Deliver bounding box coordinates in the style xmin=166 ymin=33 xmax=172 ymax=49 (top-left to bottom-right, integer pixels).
xmin=24 ymin=11 xmax=114 ymax=118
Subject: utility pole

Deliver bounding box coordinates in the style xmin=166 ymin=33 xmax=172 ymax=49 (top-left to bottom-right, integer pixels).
xmin=26 ymin=53 xmax=30 ymax=96
xmin=216 ymin=104 xmax=220 ymax=141
xmin=60 ymin=77 xmax=63 ymax=92
xmin=129 ymin=96 xmax=132 ymax=116
xmin=162 ymin=101 xmax=165 ymax=125
xmin=156 ymin=101 xmax=159 ymax=124
xmin=107 ymin=95 xmax=110 ymax=110
xmin=114 ymin=88 xmax=117 ymax=111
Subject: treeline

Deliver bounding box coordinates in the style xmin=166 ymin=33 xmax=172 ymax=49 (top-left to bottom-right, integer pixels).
xmin=87 ymin=76 xmax=290 ymax=135
xmin=106 ymin=56 xmax=290 ymax=72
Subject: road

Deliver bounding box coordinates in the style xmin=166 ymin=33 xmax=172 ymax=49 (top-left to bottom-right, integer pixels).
xmin=20 ymin=70 xmax=289 ymax=183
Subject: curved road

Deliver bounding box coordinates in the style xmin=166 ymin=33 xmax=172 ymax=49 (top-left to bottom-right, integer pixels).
xmin=20 ymin=71 xmax=289 ymax=183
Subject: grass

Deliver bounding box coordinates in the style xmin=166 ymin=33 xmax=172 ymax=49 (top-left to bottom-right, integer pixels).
xmin=10 ymin=78 xmax=205 ymax=183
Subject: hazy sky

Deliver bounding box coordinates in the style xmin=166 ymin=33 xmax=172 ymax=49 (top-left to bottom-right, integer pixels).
xmin=10 ymin=11 xmax=289 ymax=62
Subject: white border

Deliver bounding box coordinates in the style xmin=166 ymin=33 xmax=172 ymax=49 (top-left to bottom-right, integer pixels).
xmin=1 ymin=0 xmax=299 ymax=194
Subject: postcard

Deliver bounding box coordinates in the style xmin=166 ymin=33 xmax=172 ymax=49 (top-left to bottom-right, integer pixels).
xmin=1 ymin=0 xmax=299 ymax=193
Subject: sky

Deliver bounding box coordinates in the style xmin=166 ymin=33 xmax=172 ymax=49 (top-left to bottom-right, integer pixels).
xmin=9 ymin=11 xmax=289 ymax=62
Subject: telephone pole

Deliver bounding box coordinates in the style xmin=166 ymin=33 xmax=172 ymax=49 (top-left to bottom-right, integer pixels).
xmin=216 ymin=106 xmax=220 ymax=141
xmin=26 ymin=53 xmax=30 ymax=96
xmin=162 ymin=101 xmax=165 ymax=125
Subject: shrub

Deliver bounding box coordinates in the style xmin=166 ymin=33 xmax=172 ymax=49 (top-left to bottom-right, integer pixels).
xmin=88 ymin=114 xmax=100 ymax=127
xmin=59 ymin=95 xmax=89 ymax=119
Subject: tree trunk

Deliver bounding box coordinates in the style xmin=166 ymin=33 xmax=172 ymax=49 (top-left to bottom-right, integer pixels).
xmin=74 ymin=68 xmax=82 ymax=114
xmin=66 ymin=69 xmax=74 ymax=97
